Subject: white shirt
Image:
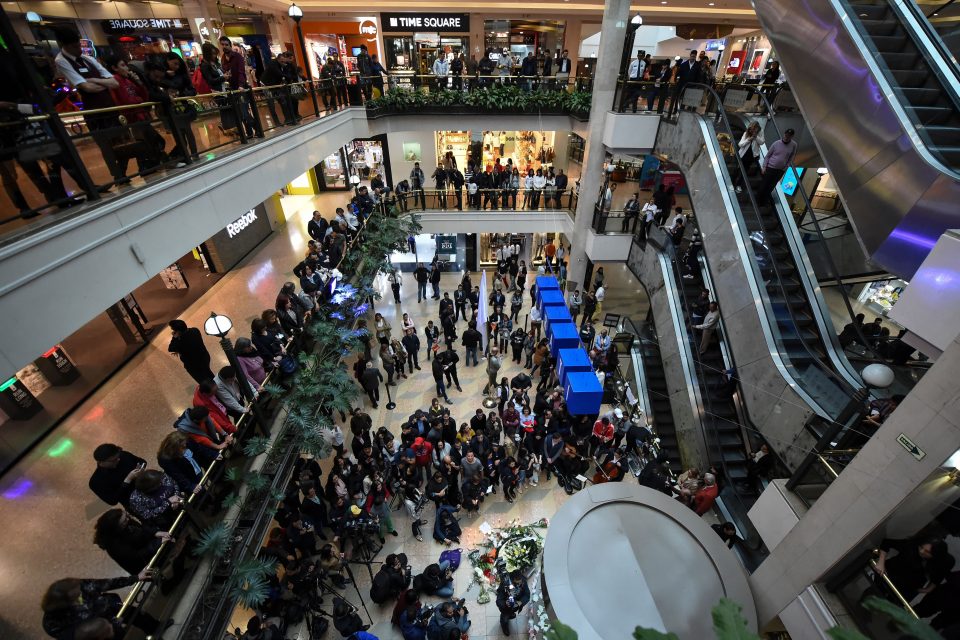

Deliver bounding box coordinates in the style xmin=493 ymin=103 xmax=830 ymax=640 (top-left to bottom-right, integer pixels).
xmin=433 ymin=58 xmax=449 ymax=77
xmin=627 ymin=58 xmax=646 ymax=80
xmin=525 ymin=175 xmax=535 ymax=188
xmin=738 ymin=129 xmax=765 ymax=158
xmin=595 ymin=286 xmax=605 ymax=302
xmin=642 ymin=202 xmax=658 ymax=221
xmin=533 ymin=175 xmax=546 ymax=189
xmin=529 ymin=307 xmax=542 ymax=322
xmin=55 ymin=50 xmax=112 ymax=88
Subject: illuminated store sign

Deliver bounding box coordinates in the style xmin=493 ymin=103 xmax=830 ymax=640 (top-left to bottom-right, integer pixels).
xmin=227 ymin=209 xmax=258 ymax=238
xmin=381 ymin=12 xmax=470 ymax=33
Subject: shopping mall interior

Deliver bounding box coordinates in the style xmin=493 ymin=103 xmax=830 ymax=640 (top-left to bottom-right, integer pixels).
xmin=1 ymin=0 xmax=959 ymax=639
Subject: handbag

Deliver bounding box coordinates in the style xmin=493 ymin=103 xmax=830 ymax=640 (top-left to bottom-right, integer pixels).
xmin=17 ymin=120 xmax=61 ymax=163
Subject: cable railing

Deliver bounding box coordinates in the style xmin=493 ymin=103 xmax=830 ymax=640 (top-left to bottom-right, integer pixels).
xmin=113 ymin=207 xmax=376 ymax=631
xmin=591 ymin=206 xmax=642 ymax=234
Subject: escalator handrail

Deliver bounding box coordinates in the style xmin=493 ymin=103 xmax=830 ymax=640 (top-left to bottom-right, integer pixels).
xmin=890 ymin=0 xmax=960 ymax=104
xmin=828 ymin=0 xmax=960 ymax=179
xmin=678 ymin=83 xmax=861 ymax=417
xmin=748 ymin=84 xmax=902 ymax=375
xmin=652 ymin=235 xmax=764 ymax=549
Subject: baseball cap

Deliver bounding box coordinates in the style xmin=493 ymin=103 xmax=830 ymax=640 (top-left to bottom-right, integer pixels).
xmin=350 ymin=505 xmax=362 ymax=516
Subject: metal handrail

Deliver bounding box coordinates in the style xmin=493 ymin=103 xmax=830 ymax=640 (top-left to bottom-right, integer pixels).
xmin=678 ymin=83 xmax=861 ymax=422
xmin=116 ymin=211 xmax=373 ymax=621
xmin=868 ymin=558 xmax=920 ymax=618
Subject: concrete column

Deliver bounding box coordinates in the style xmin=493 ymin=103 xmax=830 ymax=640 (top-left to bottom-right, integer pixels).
xmin=565 ymin=0 xmax=629 ymax=292
xmin=563 ymin=18 xmax=582 ymax=59
xmin=748 ymin=332 xmax=960 ymax=624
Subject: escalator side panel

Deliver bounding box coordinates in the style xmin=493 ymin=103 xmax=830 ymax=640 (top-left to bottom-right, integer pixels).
xmin=654 ymin=115 xmax=819 ymax=471
xmin=754 ymin=0 xmax=960 ymax=278
xmin=626 ymin=239 xmax=711 ymax=471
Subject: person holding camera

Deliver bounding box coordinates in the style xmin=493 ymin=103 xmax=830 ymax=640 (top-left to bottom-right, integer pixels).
xmin=427 ymin=600 xmax=471 ymax=640
xmin=415 ymin=561 xmax=455 ymax=598
xmin=399 ymin=600 xmax=430 ymax=640
xmin=496 ymin=570 xmax=531 ymax=635
xmin=370 ymin=553 xmax=411 ymax=604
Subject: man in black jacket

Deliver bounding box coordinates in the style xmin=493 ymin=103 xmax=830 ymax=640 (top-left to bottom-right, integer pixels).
xmin=307 ymin=210 xmax=328 ymax=243
xmin=168 ymin=319 xmax=213 ymax=383
xmin=429 ymin=262 xmax=442 ymax=299
xmin=359 ymin=361 xmax=383 ymax=408
xmin=369 ymin=553 xmax=410 ymax=603
xmin=496 ymin=570 xmax=531 ymax=635
xmin=89 ymin=444 xmax=146 ymax=508
xmin=401 ymin=328 xmax=421 ymax=373
xmin=440 ymin=344 xmax=462 ymax=392
xmin=432 ymin=356 xmax=453 ymax=404
xmin=424 ymin=320 xmax=440 ymax=361
xmin=450 ymin=166 xmax=465 ymax=210
xmin=453 ymin=285 xmax=468 ymax=322
xmin=479 ymin=167 xmax=497 ymax=210
xmin=670 ymin=49 xmax=702 ymax=116
xmin=414 ymin=262 xmax=430 ymax=303
xmin=461 ymin=320 xmax=482 ymax=367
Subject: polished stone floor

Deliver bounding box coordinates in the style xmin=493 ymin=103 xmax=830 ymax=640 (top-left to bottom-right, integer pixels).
xmin=0 ymin=190 xmax=650 ymax=639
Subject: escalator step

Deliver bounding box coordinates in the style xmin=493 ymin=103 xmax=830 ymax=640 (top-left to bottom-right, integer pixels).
xmin=930 ymin=145 xmax=960 ymax=165
xmin=861 ymin=19 xmax=899 ymax=38
xmin=880 ymin=51 xmax=919 ymax=71
xmin=850 ymin=3 xmax=890 ymax=20
xmin=898 ymin=86 xmax=946 ymax=107
xmin=926 ymin=125 xmax=960 ymax=146
xmin=912 ymin=106 xmax=956 ymax=126
xmin=869 ymin=34 xmax=908 ymax=53
xmin=891 ymin=69 xmax=933 ymax=88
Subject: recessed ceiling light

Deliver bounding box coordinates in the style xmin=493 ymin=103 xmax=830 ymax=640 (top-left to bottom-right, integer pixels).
xmin=709 ymin=1 xmax=715 ymax=5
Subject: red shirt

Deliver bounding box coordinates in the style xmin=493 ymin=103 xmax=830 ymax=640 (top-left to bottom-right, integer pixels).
xmin=693 ymin=484 xmax=718 ymax=515
xmin=592 ymin=420 xmax=614 ymax=441
xmin=222 ymin=50 xmax=247 ymax=90
xmin=193 ymin=387 xmax=236 ymax=434
xmin=111 ymin=74 xmax=151 ymax=121
xmin=413 ymin=440 xmax=433 ymax=466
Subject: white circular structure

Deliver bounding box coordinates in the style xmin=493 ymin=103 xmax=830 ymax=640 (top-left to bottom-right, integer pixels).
xmin=862 ymin=363 xmax=895 ymax=389
xmin=542 ymin=483 xmax=757 ymax=639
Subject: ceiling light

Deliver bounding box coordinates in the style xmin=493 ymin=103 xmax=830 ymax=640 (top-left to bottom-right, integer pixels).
xmin=631 ymin=14 xmax=643 ymax=25
xmin=709 ymin=1 xmax=715 ymax=5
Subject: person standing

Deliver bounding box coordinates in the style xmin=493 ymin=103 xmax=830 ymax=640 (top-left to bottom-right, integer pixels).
xmin=556 ymin=49 xmax=573 ymax=89
xmin=622 ymin=192 xmax=640 ymax=232
xmin=429 ymin=262 xmax=442 ymax=300
xmin=756 ymin=128 xmax=798 ymax=205
xmin=461 ymin=321 xmax=482 ymax=367
xmin=693 ymin=301 xmax=720 ymax=355
xmin=168 ymin=320 xmax=213 ymax=383
xmin=485 ymin=347 xmax=503 ymax=395
xmin=432 ymin=53 xmax=449 ymax=92
xmin=734 ymin=121 xmax=765 ymax=193
xmin=431 ymin=163 xmax=448 ymax=209
xmin=496 ymin=570 xmax=531 ymax=635
xmin=401 ymin=328 xmax=421 ymax=373
xmin=219 ymin=36 xmax=256 ymax=137
xmin=449 ymin=165 xmax=465 ymax=211
xmin=360 ymin=361 xmax=384 ymax=408
xmin=389 ymin=269 xmax=403 ymax=304
xmin=414 ymin=262 xmax=430 ymax=303
xmin=440 ymin=344 xmax=462 ymax=392
xmin=670 ymin=50 xmax=702 ymax=116
xmin=89 ymin=444 xmax=146 ymax=508
xmin=53 ymin=29 xmax=124 ymax=186
xmin=356 ymin=44 xmax=374 ymax=100
xmin=410 ymin=162 xmax=426 ymax=209
xmin=424 ymin=320 xmax=440 ymax=361
xmin=451 ymin=53 xmax=464 ymax=91
xmin=432 ymin=356 xmax=453 ymax=405
xmin=621 ymin=49 xmax=647 ymax=113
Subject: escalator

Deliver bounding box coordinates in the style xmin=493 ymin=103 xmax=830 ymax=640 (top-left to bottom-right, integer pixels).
xmin=634 ymin=320 xmax=682 ymax=469
xmin=754 ymin=0 xmax=960 ymax=278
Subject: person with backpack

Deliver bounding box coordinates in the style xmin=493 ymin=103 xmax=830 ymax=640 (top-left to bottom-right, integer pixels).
xmin=370 ymin=553 xmax=411 ymax=604
xmin=333 ymin=597 xmax=369 ymax=637
xmin=433 ymin=504 xmax=462 ymax=545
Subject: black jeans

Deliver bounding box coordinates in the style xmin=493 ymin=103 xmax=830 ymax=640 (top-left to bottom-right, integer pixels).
xmin=756 ymin=167 xmax=786 ymax=206
xmin=407 ymin=351 xmax=420 ymax=372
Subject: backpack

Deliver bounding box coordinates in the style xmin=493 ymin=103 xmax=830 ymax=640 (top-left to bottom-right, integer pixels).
xmin=439 ymin=548 xmax=462 ymax=571
xmin=309 ymin=614 xmax=330 ymax=638
xmin=191 ymin=66 xmax=211 ymax=95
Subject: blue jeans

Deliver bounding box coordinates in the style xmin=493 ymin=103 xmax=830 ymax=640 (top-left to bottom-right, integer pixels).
xmin=436 ymin=378 xmax=449 ymax=401
xmin=436 ymin=560 xmax=455 ymax=598
xmin=432 ymin=282 xmax=440 ymax=298
xmin=466 ymin=346 xmax=478 ymax=366
xmin=418 ymin=281 xmax=428 ymax=302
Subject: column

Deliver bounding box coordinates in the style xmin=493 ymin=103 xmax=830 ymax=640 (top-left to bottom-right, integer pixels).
xmin=748 ymin=332 xmax=960 ymax=624
xmin=562 ymin=18 xmax=582 ymax=60
xmin=565 ymin=0 xmax=630 ymax=293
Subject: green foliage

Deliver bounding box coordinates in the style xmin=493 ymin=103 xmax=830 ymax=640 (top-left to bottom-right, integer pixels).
xmin=220 ymin=492 xmax=242 ymax=510
xmin=228 ymin=573 xmax=272 ymax=609
xmin=544 ymin=621 xmax=580 ymax=640
xmin=825 ymin=628 xmax=870 ymax=640
xmin=223 ymin=467 xmax=242 ymax=483
xmin=632 ymin=628 xmax=680 ymax=640
xmin=711 ymin=599 xmax=761 ymax=640
xmin=242 ymin=435 xmax=271 ymax=457
xmin=193 ymin=521 xmax=231 ymax=559
xmin=366 ymin=85 xmax=592 ymax=116
xmin=244 ymin=471 xmax=269 ymax=494
xmin=861 ymin=596 xmax=942 ymax=640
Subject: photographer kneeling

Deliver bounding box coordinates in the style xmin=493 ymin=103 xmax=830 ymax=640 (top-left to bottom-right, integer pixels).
xmin=370 ymin=553 xmax=411 ymax=604
xmin=427 ymin=600 xmax=471 ymax=640
xmin=414 ymin=561 xmax=455 ymax=598
xmin=496 ymin=570 xmax=531 ymax=635
xmin=398 ymin=601 xmax=430 ymax=640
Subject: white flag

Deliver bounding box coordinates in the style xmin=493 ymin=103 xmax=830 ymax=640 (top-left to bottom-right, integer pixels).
xmin=478 ymin=270 xmax=489 ymax=354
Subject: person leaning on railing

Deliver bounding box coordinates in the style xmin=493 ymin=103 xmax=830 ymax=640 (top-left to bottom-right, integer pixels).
xmin=219 ymin=36 xmax=257 ymax=138
xmin=105 ymin=56 xmax=167 ymax=175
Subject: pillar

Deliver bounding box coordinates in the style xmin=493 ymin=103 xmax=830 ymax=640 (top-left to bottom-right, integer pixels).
xmin=563 ymin=18 xmax=582 ymax=61
xmin=748 ymin=332 xmax=960 ymax=624
xmin=565 ymin=0 xmax=630 ymax=293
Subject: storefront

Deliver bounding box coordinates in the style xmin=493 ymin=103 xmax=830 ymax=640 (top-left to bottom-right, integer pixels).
xmin=478 ymin=232 xmax=567 ymax=266
xmin=857 ymin=279 xmax=908 ymax=318
xmin=314 ymin=135 xmax=391 ymax=191
xmin=298 ymin=18 xmax=380 ymax=84
xmin=199 ymin=203 xmax=273 ymax=273
xmin=435 ymin=130 xmax=557 ymax=173
xmin=99 ymin=16 xmax=199 ymax=64
xmin=483 ymin=20 xmax=565 ymax=69
xmin=380 ymin=12 xmax=470 ymax=86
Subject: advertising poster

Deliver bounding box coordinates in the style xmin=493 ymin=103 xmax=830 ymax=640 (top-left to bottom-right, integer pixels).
xmin=727 ymin=50 xmax=746 ymax=76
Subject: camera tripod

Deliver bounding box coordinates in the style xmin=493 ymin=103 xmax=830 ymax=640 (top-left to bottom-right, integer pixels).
xmin=346 ymin=530 xmax=384 ymax=582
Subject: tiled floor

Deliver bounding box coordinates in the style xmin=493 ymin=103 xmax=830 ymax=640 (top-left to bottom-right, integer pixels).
xmin=0 ymin=191 xmax=650 ymax=639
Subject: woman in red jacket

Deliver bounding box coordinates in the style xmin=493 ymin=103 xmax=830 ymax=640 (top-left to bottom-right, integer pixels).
xmin=106 ymin=56 xmax=165 ymax=173
xmin=193 ymin=380 xmax=236 ymax=434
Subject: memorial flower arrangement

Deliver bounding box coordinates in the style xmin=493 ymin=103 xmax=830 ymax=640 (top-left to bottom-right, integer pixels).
xmin=467 ymin=518 xmax=552 ymax=634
